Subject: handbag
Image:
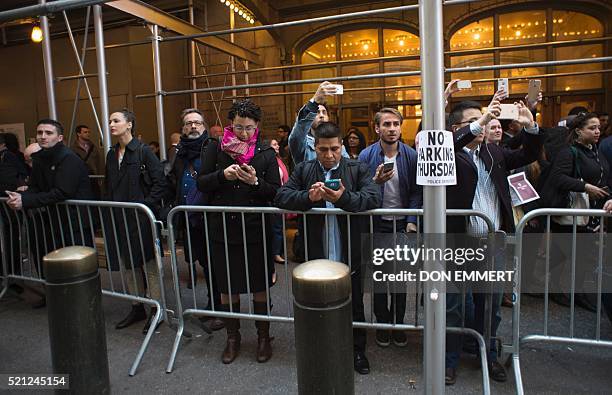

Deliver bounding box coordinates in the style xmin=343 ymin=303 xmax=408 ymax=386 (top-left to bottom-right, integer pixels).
xmin=553 ymin=146 xmax=590 ymax=226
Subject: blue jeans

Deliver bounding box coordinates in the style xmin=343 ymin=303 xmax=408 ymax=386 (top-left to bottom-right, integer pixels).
xmin=271 ymin=214 xmax=284 ymax=257
xmin=446 ymin=236 xmax=505 ymax=368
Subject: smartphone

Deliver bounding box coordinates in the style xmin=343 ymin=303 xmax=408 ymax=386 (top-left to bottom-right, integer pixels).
xmin=558 ymin=119 xmax=567 ymax=127
xmin=383 ymin=161 xmax=395 ymax=172
xmin=497 ymin=78 xmax=509 ymax=99
xmin=457 ymin=80 xmax=472 ymax=90
xmin=527 ymin=80 xmax=541 ymax=103
xmin=499 ymin=103 xmax=519 ymax=120
xmin=324 ymin=179 xmax=341 ymax=191
xmin=330 ymin=84 xmax=344 ymax=95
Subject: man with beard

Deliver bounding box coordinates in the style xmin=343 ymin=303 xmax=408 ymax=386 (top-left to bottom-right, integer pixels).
xmin=288 ymin=81 xmax=349 ymax=165
xmin=167 ymin=108 xmax=224 ymax=331
xmin=358 ymin=108 xmax=422 ymax=347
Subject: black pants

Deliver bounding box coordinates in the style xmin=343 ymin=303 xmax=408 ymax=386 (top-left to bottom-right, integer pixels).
xmin=373 ymin=219 xmax=407 ymax=325
xmin=351 ymin=269 xmax=367 ymax=352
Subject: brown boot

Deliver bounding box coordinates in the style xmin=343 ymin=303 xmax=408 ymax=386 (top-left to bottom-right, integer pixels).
xmin=254 ymin=301 xmax=273 ymax=363
xmin=221 ymin=303 xmax=240 ymax=364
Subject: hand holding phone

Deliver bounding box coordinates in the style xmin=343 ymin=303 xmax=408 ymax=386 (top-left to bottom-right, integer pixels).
xmin=457 ymin=80 xmax=472 ymax=90
xmin=324 ymin=179 xmax=341 ymax=191
xmin=383 ymin=161 xmax=394 ymax=173
xmin=329 ymin=84 xmax=344 ymax=95
xmin=497 ymin=78 xmax=509 ymax=100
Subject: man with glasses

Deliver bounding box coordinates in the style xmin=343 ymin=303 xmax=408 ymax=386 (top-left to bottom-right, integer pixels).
xmin=444 ymin=94 xmax=543 ymax=385
xmin=166 ymin=108 xmax=224 ymax=332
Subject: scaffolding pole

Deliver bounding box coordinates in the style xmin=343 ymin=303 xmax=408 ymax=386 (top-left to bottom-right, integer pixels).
xmin=40 ymin=0 xmax=57 ymax=119
xmin=93 ymin=4 xmax=111 ymax=153
xmin=188 ymin=0 xmax=198 ymax=107
xmin=150 ymin=24 xmax=167 ymax=161
xmin=419 ymin=0 xmax=448 ymax=392
xmin=0 ymin=0 xmax=111 ymax=23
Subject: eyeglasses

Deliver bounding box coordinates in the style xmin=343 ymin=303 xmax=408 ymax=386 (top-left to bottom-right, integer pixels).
xmin=233 ymin=125 xmax=256 ymax=133
xmin=184 ymin=120 xmax=204 ymax=127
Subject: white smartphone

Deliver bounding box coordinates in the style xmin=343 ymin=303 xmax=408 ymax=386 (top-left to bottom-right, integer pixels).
xmin=457 ymin=80 xmax=472 ymax=90
xmin=527 ymin=80 xmax=541 ymax=103
xmin=497 ymin=78 xmax=509 ymax=99
xmin=499 ymin=103 xmax=519 ymax=120
xmin=330 ymin=84 xmax=344 ymax=95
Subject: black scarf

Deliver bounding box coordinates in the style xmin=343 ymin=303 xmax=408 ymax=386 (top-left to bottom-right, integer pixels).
xmin=176 ymin=133 xmax=207 ymax=162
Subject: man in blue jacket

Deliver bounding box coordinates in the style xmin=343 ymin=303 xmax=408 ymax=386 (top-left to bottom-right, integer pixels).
xmin=358 ymin=108 xmax=422 ymax=348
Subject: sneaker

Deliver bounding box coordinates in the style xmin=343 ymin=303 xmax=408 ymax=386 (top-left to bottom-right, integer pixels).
xmin=392 ymin=330 xmax=408 ymax=347
xmin=375 ymin=329 xmax=390 ymax=347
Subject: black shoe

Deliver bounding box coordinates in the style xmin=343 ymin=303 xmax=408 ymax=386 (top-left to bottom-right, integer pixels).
xmin=574 ymin=293 xmax=597 ymax=313
xmin=32 ymin=296 xmax=46 ymax=309
xmin=392 ymin=330 xmax=408 ymax=347
xmin=550 ymin=293 xmax=571 ymax=307
xmin=353 ymin=351 xmax=370 ymax=375
xmin=142 ymin=307 xmax=163 ymax=334
xmin=488 ymin=360 xmax=507 ymax=382
xmin=375 ymin=330 xmax=390 ymax=347
xmin=116 ymin=304 xmax=147 ymax=329
xmin=445 ymin=367 xmax=456 ymax=385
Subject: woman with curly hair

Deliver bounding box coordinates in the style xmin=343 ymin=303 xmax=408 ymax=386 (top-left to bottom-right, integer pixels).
xmin=197 ymin=99 xmax=281 ymax=364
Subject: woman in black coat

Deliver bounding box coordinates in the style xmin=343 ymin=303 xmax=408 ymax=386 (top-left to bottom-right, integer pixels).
xmin=104 ymin=109 xmax=167 ymax=333
xmin=197 ymin=99 xmax=280 ymax=364
xmin=545 ymin=112 xmax=609 ymax=310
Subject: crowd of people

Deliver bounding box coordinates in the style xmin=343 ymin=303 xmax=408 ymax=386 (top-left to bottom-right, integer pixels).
xmin=2 ymin=79 xmax=612 ymax=386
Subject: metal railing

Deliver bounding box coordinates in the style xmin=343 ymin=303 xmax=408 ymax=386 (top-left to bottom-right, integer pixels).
xmin=509 ymin=208 xmax=612 ymax=395
xmin=164 ymin=205 xmax=497 ymax=394
xmin=0 ymin=198 xmax=168 ymax=376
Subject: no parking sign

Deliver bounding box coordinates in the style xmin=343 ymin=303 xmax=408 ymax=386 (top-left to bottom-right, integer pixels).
xmin=416 ymin=130 xmax=456 ymax=186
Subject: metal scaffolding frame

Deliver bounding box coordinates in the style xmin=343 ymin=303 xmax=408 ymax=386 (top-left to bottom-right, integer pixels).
xmin=1 ymin=0 xmax=611 ymax=391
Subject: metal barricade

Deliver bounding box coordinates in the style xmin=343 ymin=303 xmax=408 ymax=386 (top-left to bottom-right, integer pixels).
xmin=509 ymin=208 xmax=612 ymax=395
xmin=0 ymin=198 xmax=168 ymax=376
xmin=165 ymin=205 xmax=497 ymax=394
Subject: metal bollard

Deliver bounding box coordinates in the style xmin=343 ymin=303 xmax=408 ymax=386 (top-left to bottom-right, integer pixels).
xmin=43 ymin=246 xmax=110 ymax=395
xmin=293 ymin=259 xmax=354 ymax=395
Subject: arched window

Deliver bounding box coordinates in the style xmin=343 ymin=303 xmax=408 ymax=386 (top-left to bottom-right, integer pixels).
xmin=449 ymin=8 xmax=604 ymax=98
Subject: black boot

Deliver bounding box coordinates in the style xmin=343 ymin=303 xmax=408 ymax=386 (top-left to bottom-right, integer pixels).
xmin=116 ymin=303 xmax=147 ymax=329
xmin=254 ymin=301 xmax=273 ymax=363
xmin=221 ymin=302 xmax=241 ymax=364
xmin=142 ymin=307 xmax=164 ymax=334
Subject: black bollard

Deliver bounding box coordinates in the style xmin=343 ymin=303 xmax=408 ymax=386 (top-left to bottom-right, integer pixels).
xmin=44 ymin=246 xmax=110 ymax=395
xmin=293 ymin=259 xmax=354 ymax=395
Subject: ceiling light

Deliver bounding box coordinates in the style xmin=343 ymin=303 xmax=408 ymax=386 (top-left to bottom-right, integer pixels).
xmin=31 ymin=25 xmax=43 ymax=43
xmin=238 ymin=10 xmax=243 ymax=16
xmin=515 ymin=30 xmax=521 ymax=37
xmin=473 ymin=33 xmax=480 ymax=40
xmin=225 ymin=0 xmax=230 ymax=5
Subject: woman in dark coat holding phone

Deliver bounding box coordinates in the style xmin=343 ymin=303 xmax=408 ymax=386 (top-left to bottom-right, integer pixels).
xmin=104 ymin=109 xmax=167 ymax=334
xmin=543 ymin=112 xmax=610 ymax=310
xmin=197 ymin=99 xmax=281 ymax=365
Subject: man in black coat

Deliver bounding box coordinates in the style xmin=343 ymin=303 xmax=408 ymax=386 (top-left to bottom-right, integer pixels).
xmin=274 ymin=122 xmax=381 ymax=375
xmin=445 ymin=96 xmax=543 ymax=385
xmin=166 ymin=108 xmax=223 ymax=331
xmin=5 ymin=119 xmax=93 ymax=307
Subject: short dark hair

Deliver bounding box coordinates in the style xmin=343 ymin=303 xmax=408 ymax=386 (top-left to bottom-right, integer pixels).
xmin=447 ymin=101 xmax=482 ymax=130
xmin=314 ymin=122 xmax=342 ymax=145
xmin=114 ymin=108 xmax=136 ymax=134
xmin=597 ymin=111 xmax=609 ymax=117
xmin=149 ymin=141 xmax=160 ymax=148
xmin=568 ymin=106 xmax=588 ymax=116
xmin=277 ymin=124 xmax=290 ymax=134
xmin=228 ymin=99 xmax=262 ymax=122
xmin=37 ymin=118 xmax=64 ymax=135
xmin=75 ymin=124 xmax=89 ymax=135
